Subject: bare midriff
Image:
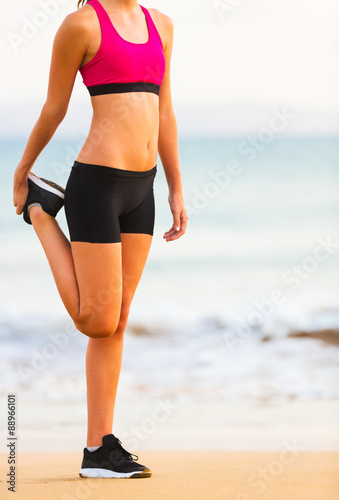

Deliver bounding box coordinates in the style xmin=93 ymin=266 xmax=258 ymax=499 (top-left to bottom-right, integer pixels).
xmin=76 ymin=91 xmax=159 ymax=172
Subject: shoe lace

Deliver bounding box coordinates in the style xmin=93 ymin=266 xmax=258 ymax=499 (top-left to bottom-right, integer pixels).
xmin=114 ymin=438 xmax=139 ymax=462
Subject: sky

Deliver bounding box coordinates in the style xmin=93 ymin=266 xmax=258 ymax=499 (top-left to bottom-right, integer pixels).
xmin=1 ymin=0 xmax=339 ymax=136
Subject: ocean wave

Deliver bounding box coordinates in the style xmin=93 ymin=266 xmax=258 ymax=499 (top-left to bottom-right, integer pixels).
xmin=1 ymin=301 xmax=339 ymax=404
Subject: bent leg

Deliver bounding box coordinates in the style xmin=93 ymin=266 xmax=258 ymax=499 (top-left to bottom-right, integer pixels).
xmin=86 ymin=233 xmax=153 ymax=446
xmin=70 ymin=241 xmax=122 ymax=337
xmin=30 ymin=206 xmax=80 ymax=319
xmin=30 ymin=206 xmax=122 ymax=338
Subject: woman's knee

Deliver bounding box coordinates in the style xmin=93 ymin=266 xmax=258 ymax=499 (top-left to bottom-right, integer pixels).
xmin=114 ymin=301 xmax=132 ymax=333
xmin=73 ymin=299 xmax=132 ymax=339
xmin=74 ymin=309 xmax=120 ymax=339
xmin=120 ymin=302 xmax=131 ymax=324
xmin=29 ymin=205 xmax=53 ymax=226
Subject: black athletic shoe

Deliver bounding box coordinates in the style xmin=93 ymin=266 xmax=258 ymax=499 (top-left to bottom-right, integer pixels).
xmin=23 ymin=172 xmax=65 ymax=225
xmin=79 ymin=434 xmax=152 ymax=479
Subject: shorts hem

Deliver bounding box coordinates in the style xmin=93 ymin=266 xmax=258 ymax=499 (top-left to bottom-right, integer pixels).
xmin=70 ymin=239 xmax=122 ymax=244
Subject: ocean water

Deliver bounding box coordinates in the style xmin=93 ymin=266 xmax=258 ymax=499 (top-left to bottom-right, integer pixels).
xmin=1 ymin=136 xmax=339 ymax=407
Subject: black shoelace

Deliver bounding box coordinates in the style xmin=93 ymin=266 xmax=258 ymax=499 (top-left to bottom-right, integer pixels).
xmin=113 ymin=438 xmax=139 ymax=462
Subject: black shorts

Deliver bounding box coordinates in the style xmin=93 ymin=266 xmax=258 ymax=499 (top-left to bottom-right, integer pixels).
xmin=64 ymin=161 xmax=156 ymax=243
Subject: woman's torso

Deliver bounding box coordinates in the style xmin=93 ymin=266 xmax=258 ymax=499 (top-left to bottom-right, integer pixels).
xmin=76 ymin=0 xmax=165 ymax=171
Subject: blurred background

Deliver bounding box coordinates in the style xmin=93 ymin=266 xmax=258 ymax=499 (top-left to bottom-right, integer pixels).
xmin=1 ymin=0 xmax=339 ymax=452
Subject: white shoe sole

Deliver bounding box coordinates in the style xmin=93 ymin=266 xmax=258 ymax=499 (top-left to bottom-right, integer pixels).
xmin=28 ymin=172 xmax=65 ymax=199
xmin=79 ymin=468 xmax=151 ymax=478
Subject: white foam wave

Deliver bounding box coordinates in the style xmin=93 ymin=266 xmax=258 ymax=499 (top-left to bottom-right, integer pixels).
xmin=1 ymin=298 xmax=339 ymax=404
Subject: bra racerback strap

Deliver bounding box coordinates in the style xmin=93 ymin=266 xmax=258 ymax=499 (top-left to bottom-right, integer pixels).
xmin=87 ymin=0 xmax=114 ymax=34
xmin=140 ymin=5 xmax=163 ymax=45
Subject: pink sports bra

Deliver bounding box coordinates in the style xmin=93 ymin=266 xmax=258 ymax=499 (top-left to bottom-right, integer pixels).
xmin=79 ymin=0 xmax=165 ymax=96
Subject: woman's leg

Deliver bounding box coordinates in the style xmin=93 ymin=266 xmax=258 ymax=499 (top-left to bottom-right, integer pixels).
xmin=29 ymin=206 xmax=122 ymax=337
xmin=85 ymin=233 xmax=153 ymax=447
xmin=29 ymin=206 xmax=80 ymax=318
xmin=29 ymin=207 xmax=153 ymax=445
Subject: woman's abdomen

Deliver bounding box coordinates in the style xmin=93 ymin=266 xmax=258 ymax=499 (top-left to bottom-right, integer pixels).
xmin=76 ymin=92 xmax=159 ymax=171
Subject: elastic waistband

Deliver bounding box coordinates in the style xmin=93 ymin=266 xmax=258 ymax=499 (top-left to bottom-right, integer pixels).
xmin=72 ymin=161 xmax=157 ymax=178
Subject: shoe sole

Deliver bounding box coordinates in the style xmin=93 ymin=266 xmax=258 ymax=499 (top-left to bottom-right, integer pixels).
xmin=23 ymin=173 xmax=65 ymax=225
xmin=29 ymin=173 xmax=65 ymax=198
xmin=79 ymin=468 xmax=152 ymax=478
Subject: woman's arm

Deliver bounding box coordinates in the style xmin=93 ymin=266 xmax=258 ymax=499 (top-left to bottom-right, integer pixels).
xmin=157 ymin=14 xmax=188 ymax=242
xmin=13 ymin=10 xmax=90 ymax=215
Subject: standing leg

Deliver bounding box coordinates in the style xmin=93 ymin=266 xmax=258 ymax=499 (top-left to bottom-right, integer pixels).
xmin=85 ymin=233 xmax=153 ymax=447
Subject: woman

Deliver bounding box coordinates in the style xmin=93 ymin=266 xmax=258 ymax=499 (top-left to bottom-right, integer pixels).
xmin=13 ymin=0 xmax=187 ymax=479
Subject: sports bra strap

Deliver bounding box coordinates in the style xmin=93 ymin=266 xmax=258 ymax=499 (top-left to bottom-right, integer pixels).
xmin=140 ymin=5 xmax=162 ymax=45
xmin=87 ymin=0 xmax=112 ymax=33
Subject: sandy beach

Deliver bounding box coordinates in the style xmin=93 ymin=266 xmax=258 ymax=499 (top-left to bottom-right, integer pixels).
xmin=1 ymin=451 xmax=338 ymax=500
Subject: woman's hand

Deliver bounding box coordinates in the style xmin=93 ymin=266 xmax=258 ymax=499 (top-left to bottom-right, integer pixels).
xmin=13 ymin=168 xmax=29 ymax=215
xmin=163 ymin=192 xmax=188 ymax=242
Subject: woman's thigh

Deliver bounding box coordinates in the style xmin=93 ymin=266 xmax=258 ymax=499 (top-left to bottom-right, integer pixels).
xmin=70 ymin=234 xmax=153 ymax=336
xmin=71 ymin=241 xmax=122 ymax=335
xmin=121 ymin=233 xmax=153 ymax=307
